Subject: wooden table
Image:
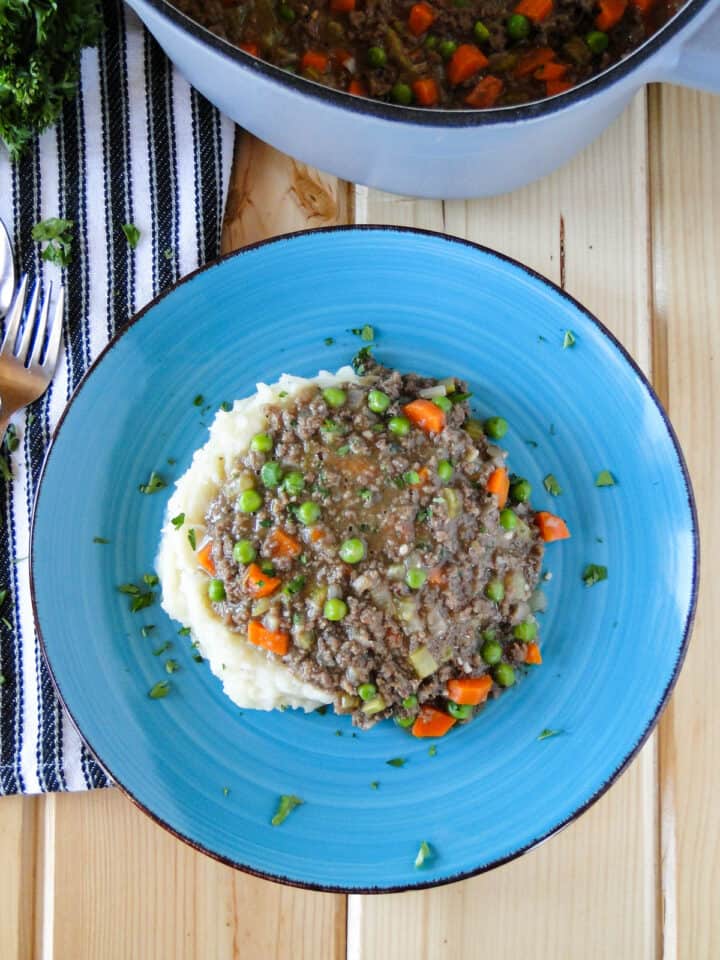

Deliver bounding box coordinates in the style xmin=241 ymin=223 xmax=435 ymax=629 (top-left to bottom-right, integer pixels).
xmin=1 ymin=83 xmax=717 ymax=959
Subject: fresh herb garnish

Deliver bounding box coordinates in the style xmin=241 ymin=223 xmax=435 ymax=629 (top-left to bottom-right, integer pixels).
xmin=428 ymin=745 xmax=437 ymax=757
xmin=316 ymin=705 xmax=327 ymax=715
xmin=192 ymin=652 xmax=204 ymax=663
xmin=93 ymin=536 xmax=110 ymax=544
xmin=148 ymin=680 xmax=170 ymax=699
xmin=321 ymin=419 xmax=345 ymax=434
xmin=386 ymin=757 xmax=406 ymax=768
xmin=187 ymin=528 xmax=197 ymax=550
xmin=334 ymin=729 xmax=343 ymax=737
xmin=370 ymin=781 xmax=379 ymax=789
xmin=351 ymin=324 xmax=374 ymax=342
xmin=283 ymin=575 xmax=306 ymax=596
xmin=5 ymin=424 xmax=20 ymax=453
xmin=118 ymin=583 xmax=139 ymax=595
xmin=31 ymin=218 xmax=74 ymax=267
xmin=0 ymin=457 xmax=12 ymax=481
xmin=543 ymin=474 xmax=562 ymax=496
xmin=525 ymin=439 xmax=538 ymax=448
xmin=259 ymin=519 xmax=272 ymax=528
xmin=164 ymin=659 xmax=179 ymax=674
xmin=582 ymin=564 xmax=608 ymax=587
xmin=222 ymin=786 xmax=230 ymax=797
xmin=220 ymin=401 xmax=232 ymax=412
xmin=167 ymin=457 xmax=177 ymax=466
xmin=595 ymin=470 xmax=616 ymax=487
xmin=171 ymin=513 xmax=185 ymax=529
xmin=143 ymin=573 xmax=159 ymax=586
xmin=178 ymin=626 xmax=191 ymax=636
xmin=140 ymin=624 xmax=155 ymax=638
xmin=130 ymin=592 xmax=154 ymax=613
xmin=538 ymin=728 xmax=562 ymax=740
xmin=138 ymin=471 xmax=166 ymax=494
xmin=563 ymin=330 xmax=576 ymax=349
xmin=278 ymin=391 xmax=288 ymax=399
xmin=193 ymin=394 xmax=204 ymax=407
xmin=358 ymin=488 xmax=372 ymax=505
xmin=271 ymin=794 xmax=303 ymax=826
xmin=121 ymin=223 xmax=140 ymax=249
xmin=323 ymin=336 xmax=334 ymax=346
xmin=414 ymin=840 xmax=432 ymax=868
xmin=336 ymin=444 xmax=350 ymax=457
xmin=450 ymin=391 xmax=472 ymax=404
xmin=416 ymin=507 xmax=432 ymax=523
xmin=163 ymin=247 xmax=173 ymax=260
xmin=352 ymin=345 xmax=373 ymax=375
xmin=0 ymin=589 xmax=7 ymax=608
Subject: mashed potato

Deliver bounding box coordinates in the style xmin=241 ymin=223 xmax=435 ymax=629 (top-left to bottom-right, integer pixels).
xmin=156 ymin=367 xmax=361 ymax=713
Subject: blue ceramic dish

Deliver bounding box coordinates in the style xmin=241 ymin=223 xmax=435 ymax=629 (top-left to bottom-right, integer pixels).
xmin=31 ymin=228 xmax=697 ymax=891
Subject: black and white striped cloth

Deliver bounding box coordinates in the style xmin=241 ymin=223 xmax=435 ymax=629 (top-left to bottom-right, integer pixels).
xmin=0 ymin=0 xmax=234 ymax=794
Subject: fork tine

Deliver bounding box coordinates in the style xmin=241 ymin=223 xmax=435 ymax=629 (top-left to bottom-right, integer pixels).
xmin=27 ymin=281 xmax=52 ymax=368
xmin=42 ymin=285 xmax=64 ymax=374
xmin=15 ymin=279 xmax=40 ymax=364
xmin=1 ymin=274 xmax=28 ymax=355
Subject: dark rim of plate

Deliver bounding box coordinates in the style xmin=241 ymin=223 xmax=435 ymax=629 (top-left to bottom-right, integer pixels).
xmin=135 ymin=0 xmax=713 ymax=127
xmin=30 ymin=225 xmax=700 ymax=894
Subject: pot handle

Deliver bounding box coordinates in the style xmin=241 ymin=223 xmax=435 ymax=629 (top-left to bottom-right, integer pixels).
xmin=656 ymin=4 xmax=720 ymax=93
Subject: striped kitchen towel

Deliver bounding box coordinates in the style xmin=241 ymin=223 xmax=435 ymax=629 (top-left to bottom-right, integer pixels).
xmin=0 ymin=0 xmax=235 ymax=794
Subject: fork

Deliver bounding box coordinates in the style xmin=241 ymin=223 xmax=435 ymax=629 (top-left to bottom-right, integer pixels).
xmin=0 ymin=276 xmax=64 ymax=437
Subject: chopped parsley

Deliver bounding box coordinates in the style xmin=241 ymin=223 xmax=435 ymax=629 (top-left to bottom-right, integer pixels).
xmin=283 ymin=575 xmax=306 ymax=596
xmin=187 ymin=528 xmax=197 ymax=550
xmin=595 ymin=470 xmax=616 ymax=487
xmin=428 ymin=745 xmax=437 ymax=757
xmin=222 ymin=786 xmax=230 ymax=797
xmin=138 ymin=471 xmax=166 ymax=494
xmin=163 ymin=247 xmax=173 ymax=260
xmin=5 ymin=424 xmax=20 ymax=453
xmin=32 ymin=218 xmax=74 ymax=267
xmin=316 ymin=705 xmax=328 ymax=715
xmin=143 ymin=573 xmax=159 ymax=587
xmin=148 ymin=680 xmax=170 ymax=699
xmin=334 ymin=729 xmax=343 ymax=737
xmin=278 ymin=391 xmax=288 ymax=399
xmin=386 ymin=757 xmax=406 ymax=768
xmin=259 ymin=519 xmax=272 ymax=528
xmin=178 ymin=626 xmax=191 ymax=636
xmin=193 ymin=394 xmax=204 ymax=406
xmin=358 ymin=488 xmax=373 ymax=504
xmin=582 ymin=564 xmax=608 ymax=587
xmin=153 ymin=641 xmax=172 ymax=657
xmin=321 ymin=419 xmax=345 ymax=434
xmin=271 ymin=794 xmax=303 ymax=826
xmin=352 ymin=345 xmax=373 ymax=375
xmin=93 ymin=536 xmax=110 ymax=544
xmin=336 ymin=444 xmax=350 ymax=457
xmin=130 ymin=592 xmax=154 ymax=613
xmin=0 ymin=589 xmax=7 ymax=607
xmin=538 ymin=728 xmax=562 ymax=740
xmin=164 ymin=659 xmax=180 ymax=674
xmin=525 ymin=439 xmax=539 ymax=448
xmin=416 ymin=507 xmax=432 ymax=523
xmin=323 ymin=336 xmax=335 ymax=346
xmin=171 ymin=513 xmax=185 ymax=529
xmin=351 ymin=324 xmax=375 ymax=342
xmin=140 ymin=624 xmax=155 ymax=638
xmin=562 ymin=330 xmax=576 ymax=349
xmin=543 ymin=474 xmax=562 ymax=496
xmin=117 ymin=583 xmax=140 ymax=595
xmin=0 ymin=457 xmax=12 ymax=481
xmin=192 ymin=652 xmax=204 ymax=664
xmin=370 ymin=781 xmax=379 ymax=789
xmin=220 ymin=401 xmax=232 ymax=412
xmin=121 ymin=223 xmax=141 ymax=249
xmin=450 ymin=391 xmax=472 ymax=404
xmin=414 ymin=840 xmax=432 ymax=868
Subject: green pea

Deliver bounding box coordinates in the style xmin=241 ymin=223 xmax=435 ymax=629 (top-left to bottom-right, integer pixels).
xmin=368 ymin=389 xmax=390 ymax=413
xmin=324 ymin=598 xmax=348 ymax=621
xmin=395 ymin=715 xmax=415 ymax=728
xmin=283 ymin=470 xmax=305 ymax=496
xmin=438 ymin=39 xmax=457 ymax=60
xmin=402 ymin=695 xmax=418 ymax=711
xmin=499 ymin=508 xmax=518 ymax=531
xmin=238 ymin=489 xmax=262 ymax=513
xmin=438 ymin=459 xmax=453 ymax=482
xmin=493 ymin=662 xmax=516 ymax=687
xmin=447 ymin=700 xmax=473 ymax=720
xmin=507 ymin=13 xmax=530 ymax=41
xmin=483 ymin=416 xmax=508 ymax=439
xmin=433 ymin=395 xmax=452 ymax=413
xmin=473 ymin=20 xmax=490 ymax=42
xmin=260 ymin=461 xmax=283 ymax=487
xmin=323 ymin=387 xmax=347 ymax=408
xmin=233 ymin=539 xmax=256 ymax=564
xmin=406 ymin=568 xmax=427 ymax=590
xmin=279 ymin=3 xmax=295 ymax=20
xmin=510 ymin=478 xmax=532 ymax=503
xmin=481 ymin=639 xmax=503 ymax=665
xmin=403 ymin=470 xmax=420 ymax=485
xmin=391 ymin=82 xmax=413 ymax=105
xmin=513 ymin=620 xmax=538 ymax=641
xmin=208 ymin=579 xmax=226 ymax=602
xmin=358 ymin=682 xmax=377 ymax=701
xmin=388 ymin=415 xmax=410 ymax=437
xmin=339 ymin=538 xmax=366 ymax=564
xmin=298 ymin=501 xmax=321 ymax=525
xmin=586 ymin=29 xmax=609 ymax=54
xmin=367 ymin=45 xmax=387 ymax=67
xmin=250 ymin=432 xmax=273 ymax=452
xmin=485 ymin=579 xmax=505 ymax=602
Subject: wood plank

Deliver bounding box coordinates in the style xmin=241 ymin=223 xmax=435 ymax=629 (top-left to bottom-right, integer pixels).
xmin=649 ymin=84 xmax=720 ymax=960
xmin=351 ymin=94 xmax=659 ymax=960
xmin=42 ymin=788 xmax=345 ymax=960
xmin=0 ymin=794 xmax=39 ymax=960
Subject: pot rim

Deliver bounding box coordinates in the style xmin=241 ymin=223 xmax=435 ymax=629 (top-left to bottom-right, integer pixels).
xmin=132 ymin=0 xmax=715 ymax=125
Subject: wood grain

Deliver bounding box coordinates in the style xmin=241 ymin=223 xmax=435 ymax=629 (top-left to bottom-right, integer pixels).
xmin=0 ymin=794 xmax=38 ymax=960
xmin=649 ymin=85 xmax=720 ymax=960
xmin=350 ymin=93 xmax=660 ymax=960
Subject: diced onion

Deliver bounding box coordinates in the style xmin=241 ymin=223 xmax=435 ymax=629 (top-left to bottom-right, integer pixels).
xmin=387 ymin=564 xmax=406 ymax=581
xmin=419 ymin=384 xmax=447 ymax=399
xmin=327 ymin=583 xmax=343 ymax=600
xmin=440 ymin=488 xmax=461 ymax=519
xmin=395 ymin=597 xmax=417 ymax=623
xmin=529 ymin=589 xmax=548 ymax=613
xmin=505 ymin=570 xmax=528 ymax=601
xmin=351 ymin=573 xmax=374 ymax=594
xmin=294 ymin=630 xmax=314 ymax=650
xmin=251 ymin=598 xmax=271 ymax=616
xmin=426 ymin=606 xmax=446 ymax=638
xmin=361 ymin=695 xmax=386 ymax=716
xmin=409 ymin=645 xmax=439 ymax=679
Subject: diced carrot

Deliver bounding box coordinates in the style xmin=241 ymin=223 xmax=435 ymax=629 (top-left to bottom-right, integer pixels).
xmin=266 ymin=528 xmax=302 ymax=559
xmin=525 ymin=642 xmax=543 ymax=664
xmin=633 ymin=0 xmax=655 ymax=12
xmin=447 ymin=44 xmax=489 ymax=86
xmin=595 ymin=0 xmax=627 ymax=30
xmin=447 ymin=675 xmax=493 ymax=706
xmin=412 ymin=77 xmax=440 ymax=107
xmin=301 ymin=50 xmax=330 ymax=73
xmin=408 ymin=1 xmax=437 ymax=36
xmin=348 ymin=78 xmax=368 ymax=96
xmin=514 ymin=0 xmax=553 ymax=22
xmin=412 ymin=705 xmax=457 ymax=738
xmin=403 ymin=399 xmax=446 ymax=434
xmin=196 ymin=542 xmax=216 ymax=577
xmin=545 ymin=78 xmax=573 ymax=96
xmin=239 ymin=42 xmax=259 ymax=56
xmin=417 ymin=467 xmax=430 ymax=485
xmin=248 ymin=620 xmax=289 ymax=656
xmin=244 ymin=563 xmax=281 ymax=598
xmin=486 ymin=467 xmax=509 ymax=509
xmin=514 ymin=47 xmax=555 ymax=77
xmin=310 ymin=527 xmax=325 ymax=543
xmin=534 ymin=61 xmax=568 ymax=80
xmin=535 ymin=511 xmax=571 ymax=542
xmin=330 ymin=0 xmax=355 ymax=10
xmin=428 ymin=565 xmax=447 ymax=587
xmin=465 ymin=74 xmax=504 ymax=108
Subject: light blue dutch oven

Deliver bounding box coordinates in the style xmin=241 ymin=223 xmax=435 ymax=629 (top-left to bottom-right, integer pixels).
xmin=126 ymin=0 xmax=719 ymax=198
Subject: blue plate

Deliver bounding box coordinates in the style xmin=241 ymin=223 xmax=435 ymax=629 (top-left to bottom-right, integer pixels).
xmin=31 ymin=228 xmax=697 ymax=891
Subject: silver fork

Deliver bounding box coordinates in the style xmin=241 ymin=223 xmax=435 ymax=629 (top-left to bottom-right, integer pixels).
xmin=0 ymin=277 xmax=64 ymax=436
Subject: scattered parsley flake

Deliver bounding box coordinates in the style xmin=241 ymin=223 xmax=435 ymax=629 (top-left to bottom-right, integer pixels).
xmin=171 ymin=513 xmax=185 ymax=529
xmin=271 ymin=794 xmax=303 ymax=826
xmin=0 ymin=589 xmax=7 ymax=608
xmin=386 ymin=757 xmax=406 ymax=768
xmin=121 ymin=223 xmax=141 ymax=249
xmin=193 ymin=394 xmax=204 ymax=407
xmin=359 ymin=488 xmax=372 ymax=504
xmin=283 ymin=575 xmax=306 ymax=596
xmin=130 ymin=592 xmax=154 ymax=613
xmin=370 ymin=781 xmax=379 ymax=789
xmin=1 ymin=617 xmax=11 ymax=631
xmin=538 ymin=728 xmax=562 ymax=740
xmin=138 ymin=471 xmax=166 ymax=494
xmin=27 ymin=413 xmax=35 ymax=426
xmin=323 ymin=336 xmax=335 ymax=346
xmin=32 ymin=218 xmax=74 ymax=267
xmin=416 ymin=507 xmax=432 ymax=523
xmin=143 ymin=573 xmax=159 ymax=587
xmin=360 ymin=324 xmax=375 ymax=341
xmin=5 ymin=425 xmax=20 ymax=453
xmin=0 ymin=674 xmax=5 ymax=686
xmin=278 ymin=390 xmax=288 ymax=399
xmin=163 ymin=247 xmax=173 ymax=260
xmin=0 ymin=457 xmax=12 ymax=482
xmin=316 ymin=705 xmax=328 ymax=716
xmin=148 ymin=680 xmax=170 ymax=699
xmin=187 ymin=529 xmax=197 ymax=550
xmin=352 ymin=345 xmax=373 ymax=375
xmin=428 ymin=745 xmax=437 ymax=757
xmin=222 ymin=786 xmax=230 ymax=797
xmin=164 ymin=659 xmax=180 ymax=674
xmin=563 ymin=330 xmax=576 ymax=349
xmin=140 ymin=625 xmax=156 ymax=638
xmin=336 ymin=445 xmax=350 ymax=457
xmin=414 ymin=840 xmax=432 ymax=868
xmin=334 ymin=729 xmax=343 ymax=737
xmin=260 ymin=519 xmax=272 ymax=528
xmin=220 ymin=401 xmax=232 ymax=412
xmin=192 ymin=652 xmax=204 ymax=664
xmin=167 ymin=457 xmax=177 ymax=466
xmin=543 ymin=474 xmax=562 ymax=496
xmin=525 ymin=439 xmax=539 ymax=448
xmin=118 ymin=583 xmax=140 ymax=595
xmin=595 ymin=470 xmax=616 ymax=487
xmin=93 ymin=536 xmax=110 ymax=544
xmin=582 ymin=564 xmax=608 ymax=587
xmin=178 ymin=626 xmax=191 ymax=636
